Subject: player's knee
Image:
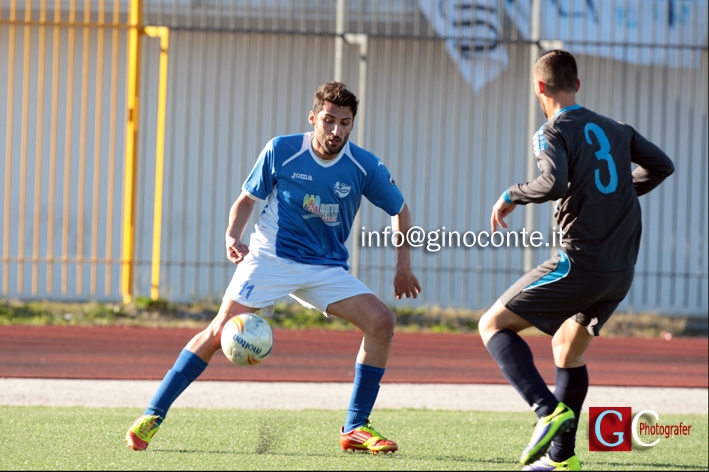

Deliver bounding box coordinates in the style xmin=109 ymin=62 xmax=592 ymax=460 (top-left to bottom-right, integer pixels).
xmin=552 ymin=337 xmax=583 ymax=367
xmin=478 ymin=312 xmax=496 ymax=345
xmin=370 ymin=308 xmax=396 ymax=335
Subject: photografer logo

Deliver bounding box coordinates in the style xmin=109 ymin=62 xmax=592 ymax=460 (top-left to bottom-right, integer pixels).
xmin=589 ymin=407 xmax=693 ymax=452
xmin=589 ymin=407 xmax=632 ymax=451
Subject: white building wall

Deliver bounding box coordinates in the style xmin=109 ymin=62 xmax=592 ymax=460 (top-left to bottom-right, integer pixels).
xmin=1 ymin=2 xmax=707 ymax=315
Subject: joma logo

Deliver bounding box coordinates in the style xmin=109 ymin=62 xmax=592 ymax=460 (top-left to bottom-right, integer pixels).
xmin=292 ymin=172 xmax=313 ymax=181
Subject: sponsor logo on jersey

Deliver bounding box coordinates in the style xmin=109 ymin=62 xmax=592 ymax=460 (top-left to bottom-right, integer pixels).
xmin=292 ymin=172 xmax=313 ymax=181
xmin=388 ymin=174 xmax=396 ymax=186
xmin=334 ymin=182 xmax=351 ymax=198
xmin=302 ymin=194 xmax=340 ymax=225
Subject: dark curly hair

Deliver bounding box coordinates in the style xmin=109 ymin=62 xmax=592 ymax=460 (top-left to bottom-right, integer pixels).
xmin=312 ymin=81 xmax=359 ymax=118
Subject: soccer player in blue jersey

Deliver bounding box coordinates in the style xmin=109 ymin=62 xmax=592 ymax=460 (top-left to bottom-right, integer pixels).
xmin=126 ymin=81 xmax=421 ymax=453
xmin=478 ymin=50 xmax=674 ymax=470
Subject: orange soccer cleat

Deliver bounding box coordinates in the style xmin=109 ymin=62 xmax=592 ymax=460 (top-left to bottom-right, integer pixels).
xmin=339 ymin=419 xmax=398 ymax=454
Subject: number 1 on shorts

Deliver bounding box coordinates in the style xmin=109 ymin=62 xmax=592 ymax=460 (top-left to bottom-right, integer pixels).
xmin=239 ymin=282 xmax=255 ymax=299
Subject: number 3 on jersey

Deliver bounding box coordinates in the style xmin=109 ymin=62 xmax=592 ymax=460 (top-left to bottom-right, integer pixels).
xmin=584 ymin=123 xmax=618 ymax=194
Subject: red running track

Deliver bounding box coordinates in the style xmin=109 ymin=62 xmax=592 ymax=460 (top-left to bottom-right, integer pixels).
xmin=0 ymin=325 xmax=706 ymax=388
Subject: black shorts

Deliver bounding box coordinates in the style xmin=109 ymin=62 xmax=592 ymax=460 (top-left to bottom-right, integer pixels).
xmin=499 ymin=250 xmax=634 ymax=336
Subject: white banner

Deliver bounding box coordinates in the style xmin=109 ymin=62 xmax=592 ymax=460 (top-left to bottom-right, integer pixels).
xmin=506 ymin=0 xmax=707 ymax=68
xmin=419 ymin=0 xmax=510 ymax=92
xmin=421 ymin=0 xmax=708 ymax=92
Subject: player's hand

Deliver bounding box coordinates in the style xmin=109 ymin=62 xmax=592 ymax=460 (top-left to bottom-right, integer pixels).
xmin=225 ymin=235 xmax=249 ymax=264
xmin=394 ymin=268 xmax=421 ymax=300
xmin=491 ymin=195 xmax=517 ymax=232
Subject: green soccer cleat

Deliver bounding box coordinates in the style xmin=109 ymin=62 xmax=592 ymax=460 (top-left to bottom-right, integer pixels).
xmin=520 ymin=403 xmax=576 ymax=465
xmin=522 ymin=454 xmax=582 ymax=471
xmin=339 ymin=419 xmax=398 ymax=454
xmin=125 ymin=414 xmax=162 ymax=451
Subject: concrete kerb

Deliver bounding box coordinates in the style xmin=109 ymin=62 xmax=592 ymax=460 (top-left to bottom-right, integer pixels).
xmin=1 ymin=378 xmax=706 ymax=414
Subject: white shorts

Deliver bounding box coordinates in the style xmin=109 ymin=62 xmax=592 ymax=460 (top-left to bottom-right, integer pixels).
xmin=223 ymin=252 xmax=374 ymax=316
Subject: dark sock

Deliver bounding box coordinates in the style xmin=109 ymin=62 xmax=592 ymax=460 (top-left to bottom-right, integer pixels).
xmin=549 ymin=365 xmax=588 ymax=462
xmin=486 ymin=329 xmax=558 ymax=418
xmin=144 ymin=349 xmax=208 ymax=422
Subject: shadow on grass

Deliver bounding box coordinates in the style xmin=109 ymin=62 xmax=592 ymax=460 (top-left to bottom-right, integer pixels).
xmin=152 ymin=448 xmax=515 ymax=466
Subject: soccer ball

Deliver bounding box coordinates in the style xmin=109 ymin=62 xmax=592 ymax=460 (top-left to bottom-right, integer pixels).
xmin=220 ymin=313 xmax=274 ymax=366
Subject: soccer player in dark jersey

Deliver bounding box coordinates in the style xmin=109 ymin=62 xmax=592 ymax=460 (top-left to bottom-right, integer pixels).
xmin=478 ymin=50 xmax=674 ymax=470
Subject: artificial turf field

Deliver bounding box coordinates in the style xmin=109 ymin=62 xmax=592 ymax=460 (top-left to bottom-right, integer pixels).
xmin=1 ymin=407 xmax=706 ymax=470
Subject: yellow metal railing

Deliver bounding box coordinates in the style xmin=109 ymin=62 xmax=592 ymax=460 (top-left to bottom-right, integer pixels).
xmin=120 ymin=0 xmax=143 ymax=303
xmin=144 ymin=25 xmax=170 ymax=301
xmin=1 ymin=0 xmax=169 ymax=303
xmin=3 ymin=1 xmax=18 ymax=296
xmin=105 ymin=0 xmax=123 ymax=297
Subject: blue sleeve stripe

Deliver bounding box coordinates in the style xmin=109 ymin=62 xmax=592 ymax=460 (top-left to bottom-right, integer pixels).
xmin=502 ymin=189 xmax=513 ymax=204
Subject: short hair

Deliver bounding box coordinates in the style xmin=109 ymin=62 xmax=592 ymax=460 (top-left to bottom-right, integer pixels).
xmin=534 ymin=50 xmax=578 ymax=94
xmin=313 ymin=81 xmax=359 ymax=118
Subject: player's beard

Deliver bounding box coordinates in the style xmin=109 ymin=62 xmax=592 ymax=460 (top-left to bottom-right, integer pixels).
xmin=538 ymin=96 xmax=549 ymax=119
xmin=318 ymin=133 xmax=349 ymax=157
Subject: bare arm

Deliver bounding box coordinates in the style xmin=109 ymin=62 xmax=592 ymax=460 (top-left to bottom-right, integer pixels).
xmin=225 ymin=190 xmax=257 ymax=264
xmin=391 ymin=203 xmax=422 ymax=300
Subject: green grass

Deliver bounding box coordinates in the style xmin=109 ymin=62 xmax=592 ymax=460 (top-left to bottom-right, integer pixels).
xmin=0 ymin=407 xmax=706 ymax=470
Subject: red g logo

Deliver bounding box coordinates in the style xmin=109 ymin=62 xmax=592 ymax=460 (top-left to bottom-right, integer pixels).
xmin=589 ymin=407 xmax=632 ymax=451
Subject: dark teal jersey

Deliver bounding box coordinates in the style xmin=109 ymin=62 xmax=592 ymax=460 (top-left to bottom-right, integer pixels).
xmin=507 ymin=105 xmax=674 ymax=271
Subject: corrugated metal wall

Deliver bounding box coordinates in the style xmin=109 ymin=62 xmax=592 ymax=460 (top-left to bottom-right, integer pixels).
xmin=1 ymin=0 xmax=707 ymax=315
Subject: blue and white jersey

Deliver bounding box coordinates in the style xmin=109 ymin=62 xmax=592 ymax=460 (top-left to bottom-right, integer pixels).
xmin=242 ymin=132 xmax=405 ymax=269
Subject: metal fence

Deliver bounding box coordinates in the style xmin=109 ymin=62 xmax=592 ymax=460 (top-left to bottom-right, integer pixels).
xmin=1 ymin=0 xmax=707 ymax=315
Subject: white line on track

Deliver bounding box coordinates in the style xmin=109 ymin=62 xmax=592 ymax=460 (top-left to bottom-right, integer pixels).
xmin=1 ymin=378 xmax=706 ymax=414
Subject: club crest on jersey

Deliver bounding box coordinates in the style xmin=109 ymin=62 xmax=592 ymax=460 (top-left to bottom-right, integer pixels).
xmin=302 ymin=194 xmax=340 ymax=226
xmin=292 ymin=172 xmax=313 ymax=181
xmin=334 ymin=182 xmax=351 ymax=198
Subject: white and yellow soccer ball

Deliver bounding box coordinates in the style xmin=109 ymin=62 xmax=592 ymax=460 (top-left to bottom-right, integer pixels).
xmin=220 ymin=313 xmax=274 ymax=366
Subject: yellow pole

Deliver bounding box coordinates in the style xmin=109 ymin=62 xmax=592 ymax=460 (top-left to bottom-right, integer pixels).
xmin=76 ymin=0 xmax=91 ymax=294
xmin=32 ymin=0 xmax=47 ymax=294
xmin=144 ymin=26 xmax=170 ymax=300
xmin=105 ymin=0 xmax=121 ymax=295
xmin=61 ymin=0 xmax=77 ymax=295
xmin=3 ymin=0 xmax=17 ymax=295
xmin=121 ymin=0 xmax=143 ymax=304
xmin=18 ymin=0 xmax=31 ymax=293
xmin=90 ymin=0 xmax=106 ymax=295
xmin=46 ymin=0 xmax=62 ymax=293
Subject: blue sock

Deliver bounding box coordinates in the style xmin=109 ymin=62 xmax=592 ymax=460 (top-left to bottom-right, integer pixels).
xmin=144 ymin=349 xmax=208 ymax=423
xmin=486 ymin=330 xmax=558 ymax=418
xmin=343 ymin=363 xmax=385 ymax=432
xmin=549 ymin=365 xmax=588 ymax=462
